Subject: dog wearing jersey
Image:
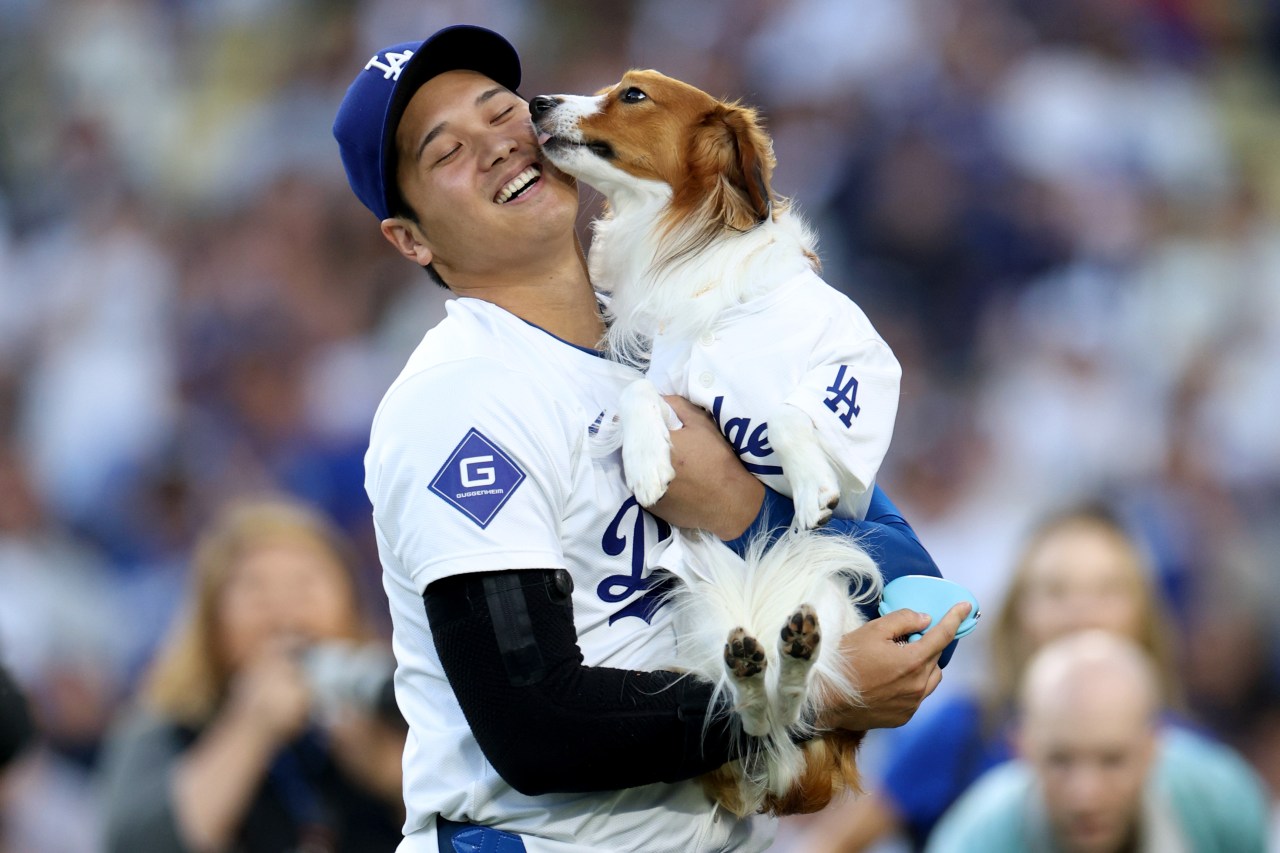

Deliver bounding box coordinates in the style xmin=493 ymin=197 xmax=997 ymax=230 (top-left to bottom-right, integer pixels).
xmin=532 ymin=71 xmax=900 ymax=816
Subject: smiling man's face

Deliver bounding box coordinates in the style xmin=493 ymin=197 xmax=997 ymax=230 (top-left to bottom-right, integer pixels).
xmin=391 ymin=69 xmax=579 ymax=284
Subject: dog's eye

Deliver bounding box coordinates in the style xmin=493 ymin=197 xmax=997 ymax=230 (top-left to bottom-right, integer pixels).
xmin=620 ymin=87 xmax=648 ymax=104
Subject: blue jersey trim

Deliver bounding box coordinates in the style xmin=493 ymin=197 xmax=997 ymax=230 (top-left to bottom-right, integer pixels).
xmin=520 ymin=318 xmax=605 ymax=358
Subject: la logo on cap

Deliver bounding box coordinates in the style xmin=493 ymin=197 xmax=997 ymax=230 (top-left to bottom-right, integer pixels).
xmin=365 ymin=49 xmax=414 ymax=81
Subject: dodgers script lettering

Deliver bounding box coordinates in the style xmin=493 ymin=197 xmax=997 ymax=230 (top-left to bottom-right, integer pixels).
xmin=597 ymin=497 xmax=674 ymax=625
xmin=711 ymin=395 xmax=783 ymax=476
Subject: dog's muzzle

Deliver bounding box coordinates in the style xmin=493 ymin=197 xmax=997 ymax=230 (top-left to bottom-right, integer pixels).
xmin=529 ymin=95 xmax=560 ymax=119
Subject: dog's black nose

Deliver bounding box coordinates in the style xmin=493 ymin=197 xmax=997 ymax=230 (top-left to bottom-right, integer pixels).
xmin=529 ymin=95 xmax=559 ymax=118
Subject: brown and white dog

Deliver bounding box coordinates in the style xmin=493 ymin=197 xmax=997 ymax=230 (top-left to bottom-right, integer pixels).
xmin=532 ymin=71 xmax=902 ymax=816
xmin=531 ymin=71 xmax=901 ymax=530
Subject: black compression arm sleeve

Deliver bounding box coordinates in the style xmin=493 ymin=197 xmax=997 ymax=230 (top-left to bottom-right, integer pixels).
xmin=423 ymin=569 xmax=745 ymax=796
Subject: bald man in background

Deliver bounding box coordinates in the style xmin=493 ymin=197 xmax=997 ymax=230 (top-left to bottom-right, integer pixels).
xmin=926 ymin=630 xmax=1270 ymax=853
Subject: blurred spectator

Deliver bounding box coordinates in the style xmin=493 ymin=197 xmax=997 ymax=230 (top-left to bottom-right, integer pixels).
xmin=926 ymin=630 xmax=1270 ymax=853
xmin=0 ymin=660 xmax=35 ymax=853
xmin=0 ymin=660 xmax=33 ymax=772
xmin=15 ymin=182 xmax=178 ymax=533
xmin=793 ymin=505 xmax=1184 ymax=851
xmin=97 ymin=498 xmax=405 ymax=853
xmin=0 ymin=442 xmax=132 ymax=853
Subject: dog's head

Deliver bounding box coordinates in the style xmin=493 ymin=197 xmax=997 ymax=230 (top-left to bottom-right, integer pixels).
xmin=531 ymin=70 xmax=776 ymax=234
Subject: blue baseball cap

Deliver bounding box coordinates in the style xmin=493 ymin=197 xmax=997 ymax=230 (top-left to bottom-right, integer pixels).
xmin=333 ymin=25 xmax=522 ymax=220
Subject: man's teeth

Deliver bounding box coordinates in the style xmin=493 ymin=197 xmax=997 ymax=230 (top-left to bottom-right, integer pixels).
xmin=496 ymin=165 xmax=541 ymax=203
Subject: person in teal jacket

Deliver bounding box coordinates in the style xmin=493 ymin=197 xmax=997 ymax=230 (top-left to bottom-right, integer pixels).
xmin=926 ymin=630 xmax=1269 ymax=853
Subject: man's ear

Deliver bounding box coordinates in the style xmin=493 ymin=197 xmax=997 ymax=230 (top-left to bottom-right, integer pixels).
xmin=380 ymin=218 xmax=435 ymax=267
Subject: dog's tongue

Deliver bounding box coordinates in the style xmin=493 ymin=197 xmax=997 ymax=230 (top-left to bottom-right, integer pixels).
xmin=536 ymin=131 xmax=552 ymax=146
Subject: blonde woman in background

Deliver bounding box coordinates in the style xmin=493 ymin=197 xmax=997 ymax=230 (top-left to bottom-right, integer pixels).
xmin=799 ymin=504 xmax=1187 ymax=852
xmin=99 ymin=498 xmax=406 ymax=853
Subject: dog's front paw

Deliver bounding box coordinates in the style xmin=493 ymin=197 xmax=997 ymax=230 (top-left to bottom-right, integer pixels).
xmin=623 ymin=437 xmax=675 ymax=506
xmin=791 ymin=474 xmax=840 ymax=530
xmin=767 ymin=405 xmax=841 ymax=528
xmin=619 ymin=380 xmax=677 ymax=506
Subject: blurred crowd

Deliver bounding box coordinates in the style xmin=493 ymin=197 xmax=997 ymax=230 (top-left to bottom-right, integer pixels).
xmin=0 ymin=0 xmax=1278 ymax=850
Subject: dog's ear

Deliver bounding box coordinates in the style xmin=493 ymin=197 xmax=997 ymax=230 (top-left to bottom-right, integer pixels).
xmin=688 ymin=103 xmax=775 ymax=230
xmin=722 ymin=105 xmax=775 ymax=224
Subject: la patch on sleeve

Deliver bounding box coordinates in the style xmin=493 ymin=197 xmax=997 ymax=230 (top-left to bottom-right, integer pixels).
xmin=429 ymin=428 xmax=526 ymax=528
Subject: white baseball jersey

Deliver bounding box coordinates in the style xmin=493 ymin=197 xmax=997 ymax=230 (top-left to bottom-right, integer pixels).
xmin=365 ymin=297 xmax=773 ymax=853
xmin=645 ymin=268 xmax=901 ymax=520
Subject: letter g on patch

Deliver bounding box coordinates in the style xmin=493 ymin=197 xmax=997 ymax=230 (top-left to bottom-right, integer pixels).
xmin=460 ymin=455 xmax=496 ymax=487
xmin=430 ymin=429 xmax=525 ymax=528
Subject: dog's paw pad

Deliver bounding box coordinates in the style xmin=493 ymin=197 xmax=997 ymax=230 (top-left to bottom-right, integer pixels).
xmin=780 ymin=605 xmax=821 ymax=661
xmin=724 ymin=628 xmax=767 ymax=679
xmin=812 ymin=488 xmax=839 ymax=525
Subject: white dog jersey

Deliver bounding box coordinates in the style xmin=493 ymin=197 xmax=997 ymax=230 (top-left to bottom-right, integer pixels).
xmin=644 ymin=269 xmax=901 ymax=520
xmin=364 ymin=297 xmax=772 ymax=853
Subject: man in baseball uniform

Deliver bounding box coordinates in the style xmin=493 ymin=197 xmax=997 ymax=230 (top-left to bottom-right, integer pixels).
xmin=333 ymin=25 xmax=970 ymax=853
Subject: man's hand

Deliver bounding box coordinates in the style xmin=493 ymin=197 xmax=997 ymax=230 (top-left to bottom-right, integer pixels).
xmin=821 ymin=602 xmax=972 ymax=730
xmin=648 ymin=396 xmax=764 ymax=540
